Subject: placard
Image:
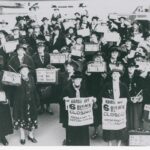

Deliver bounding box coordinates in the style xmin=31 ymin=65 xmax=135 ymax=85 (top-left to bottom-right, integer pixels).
xmin=36 ymin=68 xmax=58 ymax=84
xmin=85 ymin=43 xmax=99 ymax=52
xmin=50 ymin=54 xmax=66 ymax=64
xmin=0 ymin=91 xmax=6 ymax=102
xmin=71 ymin=49 xmax=82 ymax=57
xmin=103 ymin=32 xmax=121 ymax=42
xmin=129 ymin=131 xmax=150 ymax=146
xmin=65 ymin=97 xmax=94 ymax=126
xmin=77 ymin=28 xmax=90 ymax=37
xmin=95 ymin=25 xmax=108 ymax=33
xmin=4 ymin=40 xmax=18 ymax=53
xmin=87 ymin=62 xmax=107 ymax=72
xmin=63 ymin=21 xmax=75 ymax=30
xmin=2 ymin=71 xmax=21 ymax=86
xmin=102 ymin=98 xmax=127 ymax=130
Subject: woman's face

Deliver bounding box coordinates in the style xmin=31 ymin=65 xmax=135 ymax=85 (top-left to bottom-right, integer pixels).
xmin=68 ymin=28 xmax=74 ymax=34
xmin=73 ymin=78 xmax=82 ymax=87
xmin=20 ymin=67 xmax=29 ymax=80
xmin=125 ymin=41 xmax=132 ymax=47
xmin=112 ymin=72 xmax=120 ymax=81
xmin=90 ymin=34 xmax=98 ymax=43
xmin=13 ymin=29 xmax=19 ymax=35
xmin=128 ymin=66 xmax=135 ymax=76
xmin=94 ymin=56 xmax=103 ymax=62
xmin=38 ymin=46 xmax=45 ymax=56
xmin=66 ymin=64 xmax=74 ymax=74
xmin=111 ymin=51 xmax=119 ymax=59
xmin=133 ymin=23 xmax=139 ymax=30
xmin=17 ymin=48 xmax=25 ymax=57
xmin=76 ymin=38 xmax=83 ymax=44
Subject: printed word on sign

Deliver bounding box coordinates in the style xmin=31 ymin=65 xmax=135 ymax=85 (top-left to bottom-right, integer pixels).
xmin=50 ymin=54 xmax=66 ymax=64
xmin=87 ymin=62 xmax=106 ymax=72
xmin=102 ymin=98 xmax=127 ymax=130
xmin=65 ymin=97 xmax=94 ymax=126
xmin=2 ymin=71 xmax=21 ymax=86
xmin=36 ymin=68 xmax=58 ymax=84
xmin=85 ymin=43 xmax=99 ymax=52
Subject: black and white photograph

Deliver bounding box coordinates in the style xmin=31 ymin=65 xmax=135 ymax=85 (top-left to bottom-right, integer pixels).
xmin=0 ymin=0 xmax=150 ymax=147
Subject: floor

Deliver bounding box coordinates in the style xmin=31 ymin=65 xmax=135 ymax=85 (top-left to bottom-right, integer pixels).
xmin=4 ymin=104 xmax=113 ymax=146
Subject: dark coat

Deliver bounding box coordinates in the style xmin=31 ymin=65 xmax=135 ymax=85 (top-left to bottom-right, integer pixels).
xmin=99 ymin=81 xmax=130 ymax=141
xmin=8 ymin=54 xmax=35 ymax=72
xmin=122 ymin=71 xmax=144 ymax=130
xmin=40 ymin=24 xmax=52 ymax=35
xmin=49 ymin=33 xmax=66 ymax=52
xmin=13 ymin=75 xmax=40 ymax=128
xmin=85 ymin=73 xmax=108 ymax=126
xmin=32 ymin=52 xmax=50 ymax=69
xmin=61 ymin=81 xmax=90 ymax=145
xmin=32 ymin=52 xmax=51 ymax=104
xmin=0 ymin=71 xmax=13 ymax=137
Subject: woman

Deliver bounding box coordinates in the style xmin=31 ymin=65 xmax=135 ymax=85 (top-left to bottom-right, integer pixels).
xmin=13 ymin=64 xmax=39 ymax=145
xmin=100 ymin=66 xmax=130 ymax=146
xmin=62 ymin=71 xmax=95 ymax=146
xmin=0 ymin=69 xmax=13 ymax=146
xmin=85 ymin=53 xmax=108 ymax=139
xmin=124 ymin=61 xmax=144 ymax=130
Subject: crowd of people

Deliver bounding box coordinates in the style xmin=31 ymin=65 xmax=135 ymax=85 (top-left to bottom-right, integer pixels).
xmin=0 ymin=6 xmax=150 ymax=146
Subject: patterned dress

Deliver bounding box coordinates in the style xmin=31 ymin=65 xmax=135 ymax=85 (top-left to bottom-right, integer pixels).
xmin=13 ymin=76 xmax=39 ymax=131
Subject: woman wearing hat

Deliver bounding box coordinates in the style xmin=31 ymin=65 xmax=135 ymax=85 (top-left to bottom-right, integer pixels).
xmin=0 ymin=65 xmax=13 ymax=146
xmin=8 ymin=44 xmax=35 ymax=73
xmin=13 ymin=64 xmax=39 ymax=145
xmin=40 ymin=17 xmax=52 ymax=36
xmin=107 ymin=46 xmax=124 ymax=73
xmin=62 ymin=71 xmax=95 ymax=145
xmin=85 ymin=53 xmax=108 ymax=139
xmin=129 ymin=21 xmax=144 ymax=46
xmin=100 ymin=65 xmax=130 ymax=146
xmin=123 ymin=61 xmax=144 ymax=130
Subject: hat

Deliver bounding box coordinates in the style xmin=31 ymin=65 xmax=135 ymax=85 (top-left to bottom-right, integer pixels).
xmin=128 ymin=60 xmax=136 ymax=68
xmin=134 ymin=52 xmax=145 ymax=59
xmin=12 ymin=26 xmax=19 ymax=31
xmin=75 ymin=35 xmax=83 ymax=40
xmin=71 ymin=71 xmax=83 ymax=79
xmin=0 ymin=20 xmax=8 ymax=25
xmin=51 ymin=5 xmax=57 ymax=8
xmin=81 ymin=15 xmax=88 ymax=19
xmin=65 ymin=60 xmax=79 ymax=71
xmin=74 ymin=12 xmax=80 ymax=16
xmin=92 ymin=16 xmax=99 ymax=21
xmin=19 ymin=38 xmax=28 ymax=45
xmin=60 ymin=46 xmax=70 ymax=53
xmin=119 ymin=16 xmax=126 ymax=20
xmin=109 ymin=63 xmax=124 ymax=75
xmin=110 ymin=46 xmax=121 ymax=53
xmin=16 ymin=44 xmax=26 ymax=50
xmin=53 ymin=26 xmax=60 ymax=31
xmin=19 ymin=64 xmax=32 ymax=71
xmin=79 ymin=3 xmax=86 ymax=7
xmin=37 ymin=42 xmax=45 ymax=47
xmin=41 ymin=17 xmax=49 ymax=22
